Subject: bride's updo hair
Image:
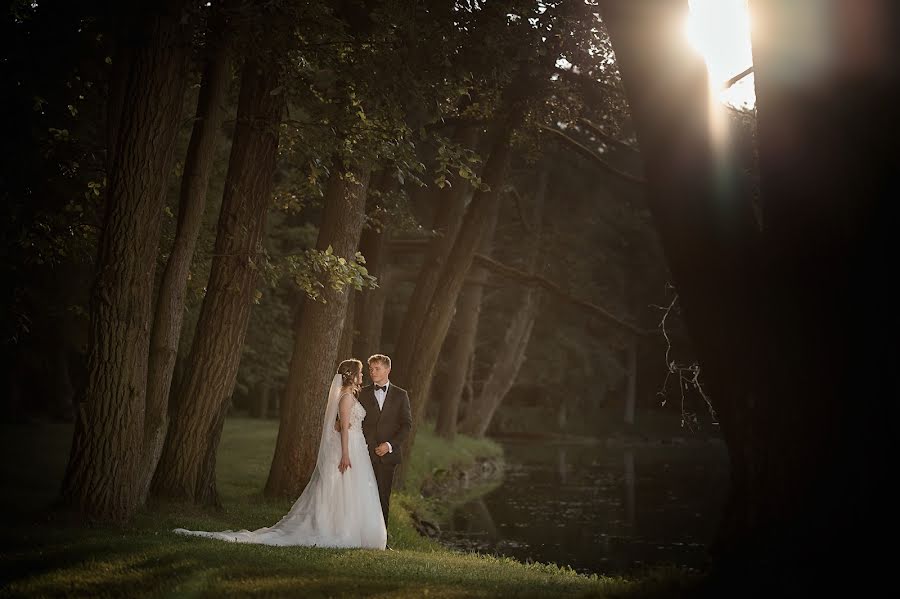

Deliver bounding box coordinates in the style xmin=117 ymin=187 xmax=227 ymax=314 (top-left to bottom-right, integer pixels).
xmin=337 ymin=359 xmax=363 ymax=389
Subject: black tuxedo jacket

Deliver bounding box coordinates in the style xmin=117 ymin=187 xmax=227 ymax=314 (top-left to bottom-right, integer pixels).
xmin=358 ymin=382 xmax=412 ymax=466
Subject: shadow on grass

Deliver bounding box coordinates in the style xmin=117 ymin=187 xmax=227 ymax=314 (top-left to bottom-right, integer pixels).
xmin=0 ymin=419 xmax=706 ymax=598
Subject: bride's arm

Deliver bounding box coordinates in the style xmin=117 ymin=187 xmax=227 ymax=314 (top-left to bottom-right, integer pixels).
xmin=338 ymin=392 xmax=353 ymax=473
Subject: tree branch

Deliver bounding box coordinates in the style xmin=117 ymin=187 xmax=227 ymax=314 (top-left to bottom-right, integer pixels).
xmin=389 ymin=240 xmax=649 ymax=336
xmin=471 ymin=253 xmax=650 ymax=337
xmin=539 ymin=125 xmax=645 ymax=185
xmin=554 ymin=67 xmax=628 ymax=101
xmin=724 ymin=65 xmax=753 ymax=90
xmin=507 ymin=185 xmax=535 ymax=235
xmin=577 ymin=118 xmax=639 ymax=153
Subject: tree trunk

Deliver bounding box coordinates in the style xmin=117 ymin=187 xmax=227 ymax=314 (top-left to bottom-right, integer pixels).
xmin=731 ymin=0 xmax=896 ymax=586
xmin=50 ymin=341 xmax=75 ymax=421
xmin=336 ymin=290 xmax=357 ymax=367
xmin=434 ymin=286 xmax=481 ymax=440
xmin=353 ymin=173 xmax=395 ymax=359
xmin=265 ymin=162 xmax=371 ymax=498
xmin=603 ymin=0 xmax=899 ymax=590
xmin=391 ymin=125 xmax=479 ymax=379
xmin=434 ymin=187 xmax=503 ymax=439
xmin=58 ymin=0 xmax=190 ymax=522
xmin=353 ymin=227 xmax=389 ymax=358
xmin=138 ymin=6 xmax=231 ymax=507
xmin=151 ymin=57 xmax=283 ymax=505
xmin=623 ymin=336 xmax=637 ymax=426
xmin=396 ymin=104 xmax=526 ymax=481
xmin=251 ymin=381 xmax=270 ymax=419
xmin=459 ymin=167 xmax=548 ymax=437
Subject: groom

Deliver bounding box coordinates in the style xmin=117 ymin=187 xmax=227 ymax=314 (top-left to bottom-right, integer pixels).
xmin=359 ymin=353 xmax=411 ymax=531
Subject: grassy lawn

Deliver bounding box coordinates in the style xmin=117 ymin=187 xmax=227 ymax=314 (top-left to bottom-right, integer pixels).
xmin=0 ymin=418 xmax=696 ymax=598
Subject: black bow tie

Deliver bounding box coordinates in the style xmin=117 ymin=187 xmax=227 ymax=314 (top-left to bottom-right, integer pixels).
xmin=375 ymin=385 xmax=387 ymax=392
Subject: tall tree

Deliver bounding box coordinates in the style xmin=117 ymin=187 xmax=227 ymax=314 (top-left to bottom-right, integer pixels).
xmin=58 ymin=0 xmax=191 ymax=522
xmin=353 ymin=225 xmax=390 ymax=358
xmin=352 ymin=172 xmax=397 ymax=359
xmin=459 ymin=166 xmax=548 ymax=437
xmin=602 ymin=0 xmax=899 ymax=590
xmin=395 ymin=84 xmax=528 ymax=479
xmin=434 ymin=187 xmax=501 ymax=440
xmin=151 ymin=54 xmax=284 ymax=505
xmin=138 ymin=2 xmax=232 ymax=506
xmin=391 ymin=125 xmax=479 ymax=380
xmin=394 ymin=2 xmax=577 ymax=472
xmin=265 ymin=161 xmax=371 ymax=498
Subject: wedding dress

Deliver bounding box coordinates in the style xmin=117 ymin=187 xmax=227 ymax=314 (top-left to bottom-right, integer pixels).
xmin=173 ymin=374 xmax=387 ymax=549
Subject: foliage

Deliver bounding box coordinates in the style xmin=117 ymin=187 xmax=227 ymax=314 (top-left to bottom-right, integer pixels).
xmin=1 ymin=0 xmax=111 ymax=346
xmin=283 ymin=247 xmax=377 ymax=302
xmin=2 ymin=0 xmax=685 ymax=433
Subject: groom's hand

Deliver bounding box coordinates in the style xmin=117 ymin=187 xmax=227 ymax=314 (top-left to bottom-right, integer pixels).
xmin=375 ymin=442 xmax=390 ymax=457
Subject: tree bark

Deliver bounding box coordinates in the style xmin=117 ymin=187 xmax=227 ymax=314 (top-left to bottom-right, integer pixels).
xmin=603 ymin=0 xmax=899 ymax=590
xmin=623 ymin=336 xmax=637 ymax=426
xmin=353 ymin=226 xmax=389 ymax=359
xmin=396 ymin=95 xmax=528 ymax=481
xmin=138 ymin=5 xmax=231 ymax=507
xmin=58 ymin=0 xmax=190 ymax=522
xmin=434 ymin=287 xmax=482 ymax=440
xmin=434 ymin=185 xmax=504 ymax=439
xmin=251 ymin=381 xmax=270 ymax=419
xmin=336 ymin=290 xmax=357 ymax=367
xmin=433 ymin=288 xmax=479 ymax=440
xmin=265 ymin=162 xmax=371 ymax=498
xmin=391 ymin=125 xmax=479 ymax=380
xmin=458 ymin=167 xmax=548 ymax=438
xmin=353 ymin=173 xmax=396 ymax=359
xmin=151 ymin=57 xmax=283 ymax=505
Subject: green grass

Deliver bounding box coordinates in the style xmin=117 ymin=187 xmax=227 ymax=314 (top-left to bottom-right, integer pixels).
xmin=399 ymin=421 xmax=503 ymax=493
xmin=0 ymin=418 xmax=698 ymax=598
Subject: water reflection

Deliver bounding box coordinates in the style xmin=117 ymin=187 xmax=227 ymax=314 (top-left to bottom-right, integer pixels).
xmin=557 ymin=447 xmax=568 ymax=485
xmin=439 ymin=439 xmax=729 ymax=576
xmin=624 ymin=449 xmax=636 ymax=528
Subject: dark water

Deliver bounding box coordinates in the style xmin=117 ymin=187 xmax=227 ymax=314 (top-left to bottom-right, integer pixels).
xmin=439 ymin=439 xmax=730 ymax=576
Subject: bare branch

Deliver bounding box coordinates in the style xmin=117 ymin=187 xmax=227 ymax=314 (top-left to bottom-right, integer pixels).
xmin=724 ymin=65 xmax=753 ymax=90
xmin=652 ymin=288 xmax=718 ymax=428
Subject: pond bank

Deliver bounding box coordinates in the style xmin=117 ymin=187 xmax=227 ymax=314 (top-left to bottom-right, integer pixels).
xmin=0 ymin=418 xmax=699 ymax=597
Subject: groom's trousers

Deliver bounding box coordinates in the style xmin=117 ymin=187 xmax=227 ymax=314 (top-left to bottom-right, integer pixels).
xmin=373 ymin=462 xmax=395 ymax=527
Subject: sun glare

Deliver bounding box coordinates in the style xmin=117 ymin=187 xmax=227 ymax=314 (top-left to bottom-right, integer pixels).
xmin=685 ymin=0 xmax=755 ymax=109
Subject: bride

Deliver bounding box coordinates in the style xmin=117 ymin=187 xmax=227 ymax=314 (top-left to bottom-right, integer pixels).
xmin=173 ymin=359 xmax=387 ymax=549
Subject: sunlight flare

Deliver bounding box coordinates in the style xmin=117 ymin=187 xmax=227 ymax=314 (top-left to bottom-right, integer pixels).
xmin=685 ymin=0 xmax=756 ymax=109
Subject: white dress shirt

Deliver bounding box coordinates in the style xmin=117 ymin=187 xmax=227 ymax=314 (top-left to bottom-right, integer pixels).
xmin=374 ymin=381 xmax=392 ymax=453
xmin=374 ymin=381 xmax=390 ymax=410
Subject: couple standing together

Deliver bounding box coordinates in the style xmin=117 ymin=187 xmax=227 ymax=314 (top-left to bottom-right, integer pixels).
xmin=174 ymin=354 xmax=411 ymax=550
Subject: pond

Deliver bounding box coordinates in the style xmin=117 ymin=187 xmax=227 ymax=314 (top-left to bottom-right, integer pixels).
xmin=438 ymin=438 xmax=730 ymax=576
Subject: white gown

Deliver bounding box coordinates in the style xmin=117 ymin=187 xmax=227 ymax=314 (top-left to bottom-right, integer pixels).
xmin=174 ymin=377 xmax=386 ymax=549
